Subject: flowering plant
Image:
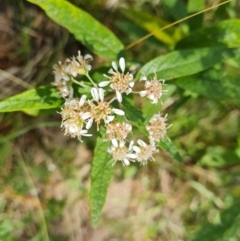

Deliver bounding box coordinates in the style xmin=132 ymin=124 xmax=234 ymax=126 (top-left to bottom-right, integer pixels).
xmin=53 ymin=52 xmax=170 ymax=166
xmin=1 ymin=0 xmax=237 ymax=231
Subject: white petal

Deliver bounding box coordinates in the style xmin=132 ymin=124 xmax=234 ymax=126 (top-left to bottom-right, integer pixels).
xmin=148 ymin=94 xmax=155 ymax=100
xmin=129 ymin=82 xmax=135 ymax=88
xmin=98 ymin=88 xmax=104 ymax=101
xmin=116 ymin=91 xmax=122 ymax=102
xmin=79 ymin=95 xmax=87 ymax=106
xmin=63 ymin=75 xmax=70 ymax=81
xmin=69 ymin=124 xmax=78 ymax=133
xmin=129 ymin=140 xmax=134 ymax=149
xmin=103 ymin=74 xmax=110 ymax=78
xmin=140 ymin=76 xmax=147 ymax=81
xmin=126 ymin=124 xmax=132 ymax=131
xmin=106 ymin=115 xmax=115 ymax=123
xmin=108 ymin=68 xmax=115 ymax=74
xmin=80 ymin=129 xmax=88 ymax=134
xmin=91 ymin=88 xmax=99 ymax=101
xmin=112 ymin=61 xmax=118 ymax=71
xmin=112 ymin=139 xmax=118 ymax=147
xmin=133 ymin=146 xmax=141 ymax=153
xmin=86 ymin=64 xmax=92 ymax=71
xmin=127 ymin=153 xmax=137 ymax=159
xmin=81 ymin=112 xmax=91 ymax=120
xmin=126 ymin=88 xmax=132 ymax=95
xmin=137 ymin=139 xmax=147 ymax=147
xmin=119 ymin=57 xmax=125 ymax=72
xmin=86 ymin=118 xmax=93 ymax=129
xmin=112 ymin=108 xmax=124 ymax=116
xmin=119 ymin=141 xmax=125 ymax=147
xmin=84 ymin=54 xmax=93 ymax=61
xmin=99 ymin=81 xmax=110 ymax=87
xmin=81 ymin=132 xmax=92 ymax=137
xmin=123 ymin=158 xmax=130 ymax=166
xmin=145 ymin=81 xmax=151 ymax=88
xmin=139 ymin=90 xmax=147 ymax=97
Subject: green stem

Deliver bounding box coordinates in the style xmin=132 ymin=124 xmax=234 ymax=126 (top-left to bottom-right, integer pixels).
xmin=86 ymin=73 xmax=97 ymax=87
xmin=71 ymin=78 xmax=85 ymax=87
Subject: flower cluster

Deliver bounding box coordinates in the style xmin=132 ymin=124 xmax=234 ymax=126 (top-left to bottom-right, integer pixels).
xmin=53 ymin=52 xmax=170 ymax=166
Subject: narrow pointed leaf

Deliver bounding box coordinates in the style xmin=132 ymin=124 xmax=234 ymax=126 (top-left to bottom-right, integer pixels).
xmin=90 ymin=135 xmax=113 ymax=227
xmin=0 ymin=86 xmax=62 ymax=112
xmin=27 ymin=0 xmax=124 ymax=60
xmin=136 ymin=47 xmax=236 ymax=80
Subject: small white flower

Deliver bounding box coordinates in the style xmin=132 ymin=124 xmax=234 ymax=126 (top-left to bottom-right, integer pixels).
xmin=108 ymin=139 xmax=137 ymax=166
xmin=99 ymin=57 xmax=134 ymax=103
xmin=133 ymin=139 xmax=158 ymax=165
xmin=105 ymin=122 xmax=132 ymax=141
xmin=146 ymin=113 xmax=169 ymax=142
xmin=139 ymin=76 xmax=168 ymax=104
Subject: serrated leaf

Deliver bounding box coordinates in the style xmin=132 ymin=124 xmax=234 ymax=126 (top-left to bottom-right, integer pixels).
xmin=90 ymin=135 xmax=113 ymax=227
xmin=27 ymin=0 xmax=124 ymax=60
xmin=0 ymin=86 xmax=62 ymax=112
xmin=175 ymin=68 xmax=240 ymax=102
xmin=188 ymin=203 xmax=240 ymax=241
xmin=136 ymin=47 xmax=236 ymax=80
xmin=177 ymin=19 xmax=240 ymax=49
xmin=122 ymin=99 xmax=182 ymax=162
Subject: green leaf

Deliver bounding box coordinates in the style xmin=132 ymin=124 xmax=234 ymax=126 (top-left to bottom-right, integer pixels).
xmin=187 ymin=0 xmax=204 ymax=13
xmin=122 ymin=98 xmax=147 ymax=135
xmin=157 ymin=136 xmax=182 ymax=162
xmin=177 ymin=19 xmax=240 ymax=49
xmin=122 ymin=9 xmax=181 ymax=45
xmin=188 ymin=203 xmax=240 ymax=241
xmin=200 ymin=146 xmax=240 ymax=168
xmin=122 ymin=99 xmax=182 ymax=162
xmin=27 ymin=0 xmax=124 ymax=60
xmin=136 ymin=47 xmax=236 ymax=80
xmin=175 ymin=68 xmax=240 ymax=102
xmin=161 ymin=0 xmax=187 ymax=20
xmin=90 ymin=135 xmax=113 ymax=227
xmin=0 ymin=86 xmax=62 ymax=112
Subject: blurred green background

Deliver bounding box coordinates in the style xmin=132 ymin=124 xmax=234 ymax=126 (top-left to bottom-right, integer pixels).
xmin=0 ymin=0 xmax=240 ymax=240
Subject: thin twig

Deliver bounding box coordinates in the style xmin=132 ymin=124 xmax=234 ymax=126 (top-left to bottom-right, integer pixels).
xmin=126 ymin=0 xmax=232 ymax=50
